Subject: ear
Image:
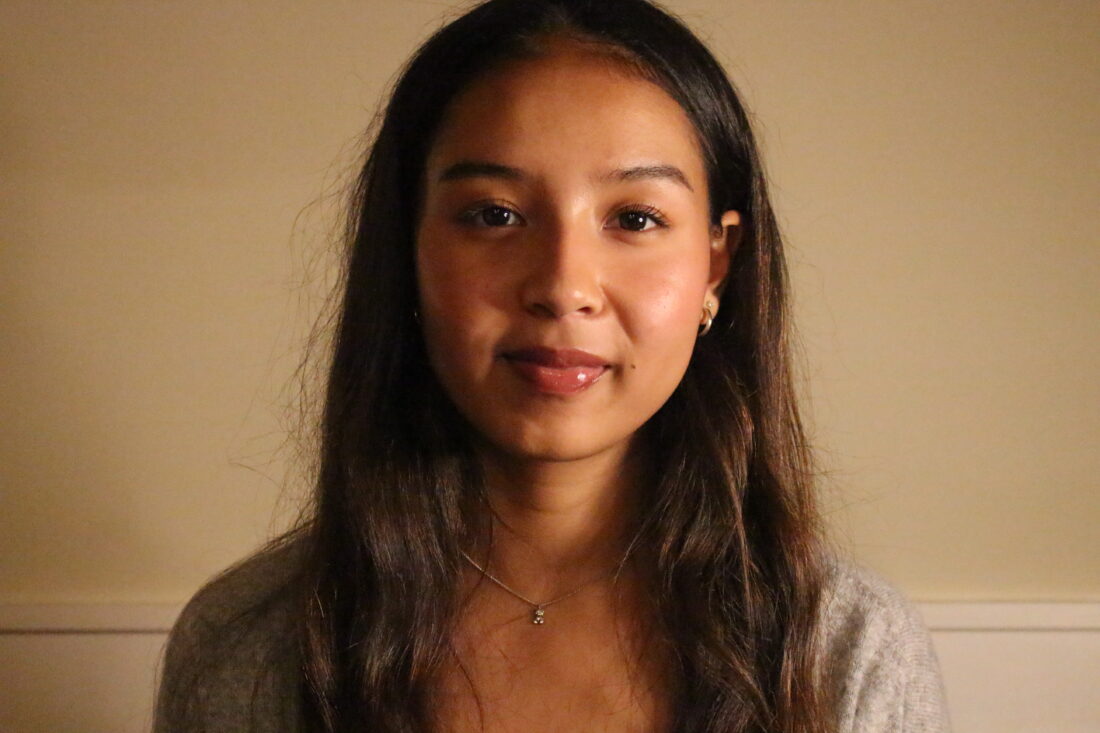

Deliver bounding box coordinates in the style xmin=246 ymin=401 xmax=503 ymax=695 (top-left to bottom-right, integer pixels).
xmin=705 ymin=210 xmax=741 ymax=305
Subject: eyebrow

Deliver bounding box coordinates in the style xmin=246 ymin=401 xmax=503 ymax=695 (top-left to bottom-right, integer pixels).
xmin=602 ymin=164 xmax=694 ymax=192
xmin=437 ymin=160 xmax=694 ymax=191
xmin=438 ymin=161 xmax=525 ymax=182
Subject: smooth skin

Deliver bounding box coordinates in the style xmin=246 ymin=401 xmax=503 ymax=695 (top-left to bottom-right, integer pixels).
xmin=416 ymin=42 xmax=740 ymax=732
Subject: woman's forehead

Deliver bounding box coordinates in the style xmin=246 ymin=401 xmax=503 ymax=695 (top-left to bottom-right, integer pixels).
xmin=425 ymin=45 xmax=707 ymax=188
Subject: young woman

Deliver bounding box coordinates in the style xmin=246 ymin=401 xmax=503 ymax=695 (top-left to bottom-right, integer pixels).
xmin=156 ymin=1 xmax=950 ymax=731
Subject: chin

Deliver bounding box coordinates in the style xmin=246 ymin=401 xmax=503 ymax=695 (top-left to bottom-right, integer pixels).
xmin=483 ymin=424 xmax=634 ymax=465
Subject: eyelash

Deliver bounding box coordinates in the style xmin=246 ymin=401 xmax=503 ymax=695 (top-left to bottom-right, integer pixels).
xmin=458 ymin=201 xmax=523 ymax=228
xmin=456 ymin=202 xmax=670 ymax=231
xmin=615 ymin=205 xmax=669 ymax=231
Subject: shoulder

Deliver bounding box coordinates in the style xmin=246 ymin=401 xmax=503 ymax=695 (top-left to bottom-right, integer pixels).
xmin=155 ymin=537 xmax=305 ymax=732
xmin=173 ymin=537 xmax=302 ymax=631
xmin=820 ymin=558 xmax=931 ymax=656
xmin=818 ymin=558 xmax=952 ymax=733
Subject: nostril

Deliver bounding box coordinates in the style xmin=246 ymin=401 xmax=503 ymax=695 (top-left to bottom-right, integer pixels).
xmin=524 ymin=287 xmax=602 ymax=319
xmin=520 ymin=253 xmax=604 ymax=318
xmin=528 ymin=301 xmax=559 ymax=319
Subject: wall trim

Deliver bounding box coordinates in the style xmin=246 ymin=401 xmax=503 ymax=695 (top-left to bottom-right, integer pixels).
xmin=918 ymin=602 xmax=1100 ymax=632
xmin=1 ymin=601 xmax=1098 ymax=633
xmin=0 ymin=604 xmax=182 ymax=633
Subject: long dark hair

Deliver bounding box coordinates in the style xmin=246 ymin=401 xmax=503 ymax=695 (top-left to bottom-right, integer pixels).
xmin=299 ymin=0 xmax=829 ymax=730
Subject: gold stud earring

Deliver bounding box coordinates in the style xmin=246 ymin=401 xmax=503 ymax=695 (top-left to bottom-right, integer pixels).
xmin=698 ymin=300 xmax=715 ymax=337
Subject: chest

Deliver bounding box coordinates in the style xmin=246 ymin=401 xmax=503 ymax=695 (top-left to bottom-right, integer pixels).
xmin=432 ymin=596 xmax=672 ymax=732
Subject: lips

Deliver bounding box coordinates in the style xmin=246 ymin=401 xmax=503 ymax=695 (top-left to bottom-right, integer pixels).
xmin=501 ymin=347 xmax=610 ymax=395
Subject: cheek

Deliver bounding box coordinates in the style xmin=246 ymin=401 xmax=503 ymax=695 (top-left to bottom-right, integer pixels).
xmin=617 ymin=253 xmax=709 ymax=350
xmin=416 ymin=238 xmax=505 ymax=378
xmin=418 ymin=250 xmax=468 ymax=323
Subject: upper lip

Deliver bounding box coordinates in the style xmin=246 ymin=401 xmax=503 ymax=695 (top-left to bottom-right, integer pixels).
xmin=501 ymin=346 xmax=610 ymax=369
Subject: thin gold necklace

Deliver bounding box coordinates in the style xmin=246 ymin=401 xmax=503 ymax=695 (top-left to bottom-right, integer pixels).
xmin=460 ymin=550 xmax=618 ymax=625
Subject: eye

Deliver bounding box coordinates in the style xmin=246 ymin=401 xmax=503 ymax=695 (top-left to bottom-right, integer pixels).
xmin=460 ymin=203 xmax=524 ymax=228
xmin=610 ymin=206 xmax=668 ymax=232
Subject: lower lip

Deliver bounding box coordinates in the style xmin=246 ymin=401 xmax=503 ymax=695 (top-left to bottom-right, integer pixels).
xmin=506 ymin=360 xmax=608 ymax=395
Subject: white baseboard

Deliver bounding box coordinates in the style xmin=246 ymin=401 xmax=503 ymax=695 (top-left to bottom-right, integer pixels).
xmin=0 ymin=604 xmax=181 ymax=633
xmin=2 ymin=602 xmax=1098 ymax=733
xmin=1 ymin=601 xmax=1098 ymax=633
xmin=918 ymin=601 xmax=1100 ymax=631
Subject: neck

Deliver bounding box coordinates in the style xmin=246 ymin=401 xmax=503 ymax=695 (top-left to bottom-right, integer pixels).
xmin=471 ymin=441 xmax=644 ymax=595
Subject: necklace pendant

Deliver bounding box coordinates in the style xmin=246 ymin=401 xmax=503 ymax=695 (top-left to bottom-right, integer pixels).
xmin=532 ymin=607 xmax=545 ymax=625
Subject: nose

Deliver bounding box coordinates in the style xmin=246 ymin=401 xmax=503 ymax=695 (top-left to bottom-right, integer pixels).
xmin=520 ymin=221 xmax=604 ymax=319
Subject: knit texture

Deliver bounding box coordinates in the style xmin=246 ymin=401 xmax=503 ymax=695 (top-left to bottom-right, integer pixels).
xmin=819 ymin=559 xmax=952 ymax=732
xmin=155 ymin=547 xmax=951 ymax=732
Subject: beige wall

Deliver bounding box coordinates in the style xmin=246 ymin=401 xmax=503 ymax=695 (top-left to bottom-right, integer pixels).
xmin=1 ymin=0 xmax=1096 ymax=605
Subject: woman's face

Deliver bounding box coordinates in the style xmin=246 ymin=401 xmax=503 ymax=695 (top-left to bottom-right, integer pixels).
xmin=416 ymin=46 xmax=737 ymax=466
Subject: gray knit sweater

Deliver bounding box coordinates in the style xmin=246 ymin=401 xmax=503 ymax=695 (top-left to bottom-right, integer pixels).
xmin=155 ymin=547 xmax=951 ymax=731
